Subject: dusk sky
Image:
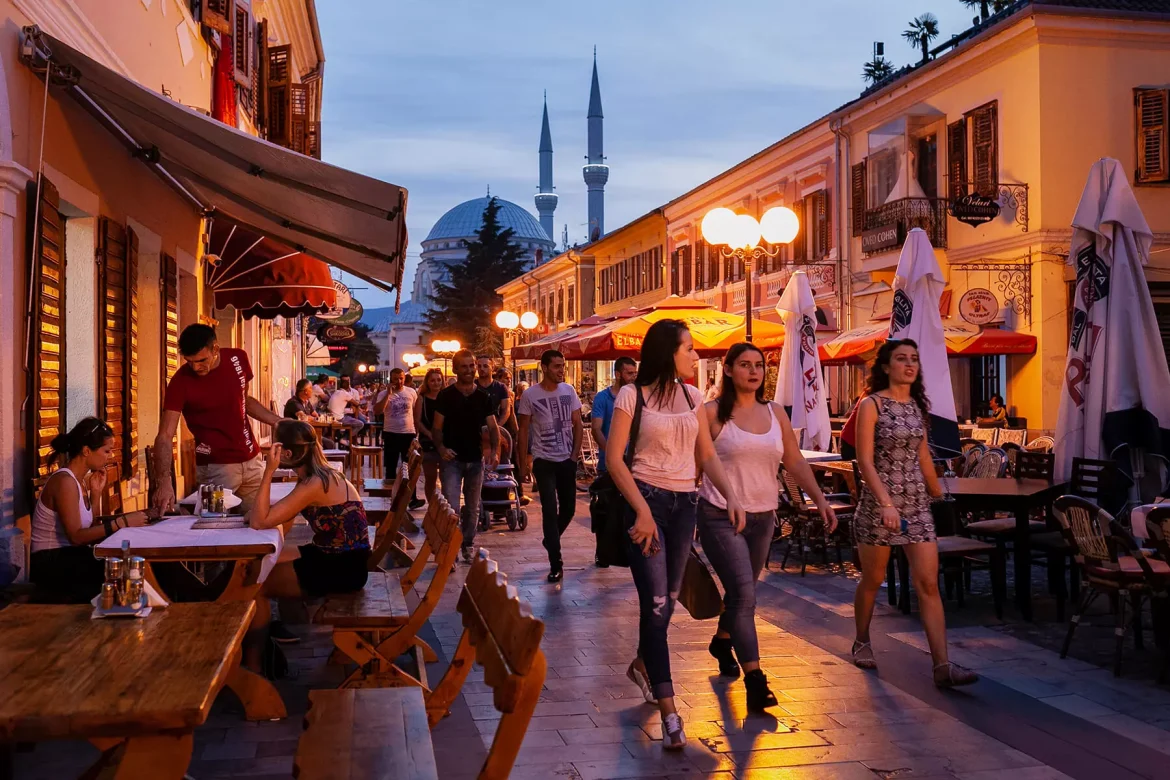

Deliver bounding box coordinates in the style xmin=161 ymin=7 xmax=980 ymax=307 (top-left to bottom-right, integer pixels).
xmin=316 ymin=1 xmax=977 ymax=310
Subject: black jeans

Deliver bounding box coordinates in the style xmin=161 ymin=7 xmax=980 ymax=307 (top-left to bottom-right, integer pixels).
xmin=382 ymin=431 xmax=417 ymax=479
xmin=533 ymin=457 xmax=577 ymax=567
xmin=30 ymin=545 xmax=105 ymax=604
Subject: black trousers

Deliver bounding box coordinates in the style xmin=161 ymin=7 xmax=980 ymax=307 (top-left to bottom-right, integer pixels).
xmin=533 ymin=458 xmax=577 ymax=567
xmin=383 ymin=432 xmax=417 ymax=479
xmin=30 ymin=545 xmax=105 ymax=604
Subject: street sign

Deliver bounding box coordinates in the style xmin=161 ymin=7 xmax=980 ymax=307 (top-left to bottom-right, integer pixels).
xmin=950 ymin=194 xmax=1001 ymax=226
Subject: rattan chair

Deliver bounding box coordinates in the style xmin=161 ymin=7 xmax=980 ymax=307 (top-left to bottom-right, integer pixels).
xmin=997 ymin=428 xmax=1027 ymax=448
xmin=970 ymin=428 xmax=997 ymax=445
xmin=969 ymin=447 xmax=1008 ymax=479
xmin=1025 ymin=435 xmax=1054 ymax=454
xmin=777 ymin=469 xmax=854 ymax=575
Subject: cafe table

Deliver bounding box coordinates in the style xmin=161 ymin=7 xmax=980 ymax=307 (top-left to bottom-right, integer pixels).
xmin=800 ymin=450 xmax=840 ymax=465
xmin=0 ymin=601 xmax=279 ymax=777
xmin=940 ymin=477 xmax=1067 ymax=620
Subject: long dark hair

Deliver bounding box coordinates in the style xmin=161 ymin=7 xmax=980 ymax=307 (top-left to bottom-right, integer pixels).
xmin=274 ymin=420 xmax=341 ymax=491
xmin=635 ymin=319 xmax=689 ymax=407
xmin=866 ymin=339 xmax=931 ymax=427
xmin=716 ymin=342 xmax=766 ymax=424
xmin=50 ymin=417 xmax=114 ymax=462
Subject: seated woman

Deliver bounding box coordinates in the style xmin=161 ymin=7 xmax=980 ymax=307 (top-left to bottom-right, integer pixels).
xmin=30 ymin=417 xmax=148 ymax=603
xmin=246 ymin=420 xmax=370 ymax=660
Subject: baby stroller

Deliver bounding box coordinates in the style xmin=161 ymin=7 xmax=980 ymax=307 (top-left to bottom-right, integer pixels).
xmin=478 ymin=461 xmax=529 ymax=532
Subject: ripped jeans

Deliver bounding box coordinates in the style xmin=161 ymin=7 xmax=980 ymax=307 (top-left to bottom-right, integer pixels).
xmin=625 ymin=480 xmax=698 ymax=701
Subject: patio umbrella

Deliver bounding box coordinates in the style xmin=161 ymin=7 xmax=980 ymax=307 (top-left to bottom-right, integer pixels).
xmin=774 ymin=271 xmax=831 ymax=451
xmin=818 ymin=321 xmax=1036 ymax=365
xmin=887 ymin=228 xmax=961 ymax=458
xmin=565 ymin=304 xmax=786 ymax=360
xmin=1055 ymin=157 xmax=1170 ymax=497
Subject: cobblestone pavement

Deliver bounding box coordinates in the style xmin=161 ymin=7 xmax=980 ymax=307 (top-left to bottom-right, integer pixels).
xmin=12 ymin=490 xmax=1170 ymax=779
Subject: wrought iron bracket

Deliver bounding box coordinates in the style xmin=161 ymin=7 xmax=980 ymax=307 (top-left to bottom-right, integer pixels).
xmin=956 ymin=181 xmax=1029 ymax=232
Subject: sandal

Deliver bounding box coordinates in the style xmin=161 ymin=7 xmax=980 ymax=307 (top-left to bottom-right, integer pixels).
xmin=933 ymin=662 xmax=978 ymax=688
xmin=851 ymin=640 xmax=877 ymax=670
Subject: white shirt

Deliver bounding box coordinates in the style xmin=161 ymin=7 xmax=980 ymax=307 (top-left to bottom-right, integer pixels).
xmin=328 ymin=388 xmax=359 ymax=419
xmin=516 ymin=382 xmax=582 ymax=462
xmin=31 ymin=469 xmax=93 ymax=552
xmin=382 ymin=387 xmax=418 ymax=434
xmin=615 ymin=383 xmax=703 ymax=493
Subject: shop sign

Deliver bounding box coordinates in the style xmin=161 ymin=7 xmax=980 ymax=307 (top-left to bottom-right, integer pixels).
xmin=950 ymin=194 xmax=1001 ymax=226
xmin=861 ymin=223 xmax=900 ymax=254
xmin=329 ymin=299 xmax=364 ymax=327
xmin=959 ymin=288 xmax=999 ymax=325
xmin=319 ymin=324 xmax=356 ymax=344
xmin=316 ymin=281 xmax=353 ymax=320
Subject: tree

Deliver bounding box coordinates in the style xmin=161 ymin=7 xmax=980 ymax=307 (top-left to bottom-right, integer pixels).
xmin=903 ymin=13 xmax=940 ymax=64
xmin=960 ymin=0 xmax=1008 ymax=23
xmin=862 ymin=57 xmax=895 ymax=85
xmin=424 ymin=197 xmax=528 ymax=357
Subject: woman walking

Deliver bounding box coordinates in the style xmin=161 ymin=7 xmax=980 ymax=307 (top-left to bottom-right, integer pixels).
xmin=699 ymin=343 xmax=837 ymax=710
xmin=851 ymin=339 xmax=977 ymax=688
xmin=413 ymin=369 xmax=445 ymax=502
xmin=605 ymin=320 xmax=746 ymax=750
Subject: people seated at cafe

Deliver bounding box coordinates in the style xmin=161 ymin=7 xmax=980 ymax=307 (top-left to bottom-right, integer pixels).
xmin=977 ymin=394 xmax=1008 ymax=428
xmin=245 ymin=420 xmax=370 ymax=657
xmin=286 ymin=379 xmax=336 ymax=449
xmin=328 ymin=374 xmax=367 ymax=435
xmin=30 ymin=417 xmax=148 ymax=603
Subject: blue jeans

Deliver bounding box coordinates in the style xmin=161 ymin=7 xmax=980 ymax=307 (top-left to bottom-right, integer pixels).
xmin=440 ymin=459 xmax=485 ymax=549
xmin=696 ymin=498 xmax=775 ymax=665
xmin=625 ymin=480 xmax=698 ymax=701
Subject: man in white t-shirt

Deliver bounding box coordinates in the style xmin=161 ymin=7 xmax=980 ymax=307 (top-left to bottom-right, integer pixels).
xmin=328 ymin=375 xmax=367 ymax=434
xmin=373 ymin=368 xmax=423 ymax=507
xmin=517 ymin=349 xmax=583 ymax=582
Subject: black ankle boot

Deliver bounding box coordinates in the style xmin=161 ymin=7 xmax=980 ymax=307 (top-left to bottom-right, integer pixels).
xmin=744 ymin=669 xmax=778 ymax=712
xmin=708 ymin=636 xmax=740 ymax=678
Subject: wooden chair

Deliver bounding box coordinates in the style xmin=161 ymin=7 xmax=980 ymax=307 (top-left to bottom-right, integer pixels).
xmin=1025 ymin=435 xmax=1054 ymax=454
xmin=349 ymin=444 xmax=383 ymax=483
xmin=296 ymin=551 xmax=546 ymax=780
xmin=369 ymin=448 xmax=424 ymax=571
xmin=1070 ymin=456 xmax=1124 ymax=514
xmin=1139 ymin=506 xmax=1170 ymax=682
xmin=315 ymin=497 xmax=462 ymax=690
xmin=778 ymin=469 xmax=854 ymax=575
xmin=997 ymin=428 xmax=1027 ymax=448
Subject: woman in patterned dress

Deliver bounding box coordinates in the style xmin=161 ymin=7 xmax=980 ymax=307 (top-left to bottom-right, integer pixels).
xmin=851 ymin=340 xmax=977 ymax=688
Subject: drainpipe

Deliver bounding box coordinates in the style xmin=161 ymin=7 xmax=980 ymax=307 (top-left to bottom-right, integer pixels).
xmin=831 ymin=117 xmax=853 ymax=414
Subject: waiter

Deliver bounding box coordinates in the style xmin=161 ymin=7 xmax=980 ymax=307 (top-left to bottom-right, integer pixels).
xmin=151 ymin=324 xmax=283 ymax=515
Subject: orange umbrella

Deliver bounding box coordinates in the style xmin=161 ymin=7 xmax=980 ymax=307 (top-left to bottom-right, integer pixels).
xmin=564 ymin=305 xmax=786 ymax=359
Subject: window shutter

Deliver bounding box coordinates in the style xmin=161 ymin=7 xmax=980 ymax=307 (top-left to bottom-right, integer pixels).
xmin=681 ymin=246 xmax=692 ymax=295
xmin=266 ymin=45 xmax=292 ymax=146
xmin=670 ymin=249 xmax=679 ymax=295
xmin=232 ymin=0 xmax=252 ymax=89
xmin=161 ymin=253 xmax=179 ymax=465
xmin=290 ymin=83 xmax=309 ymax=155
xmin=947 ymin=119 xmax=967 ymax=201
xmin=26 ymin=177 xmax=65 ymax=488
xmin=568 ymin=285 xmax=575 ymax=321
xmin=98 ymin=218 xmax=129 ymax=488
xmin=967 ymin=101 xmax=998 ymax=197
xmin=708 ymin=242 xmax=720 ymax=287
xmin=1136 ymin=88 xmax=1170 ymax=184
xmin=255 ymin=19 xmax=268 ymax=132
xmin=816 ymin=189 xmax=831 ymax=257
xmin=124 ymin=228 xmax=139 ymax=479
xmin=556 ymin=287 xmax=564 ymax=322
xmin=850 ymin=163 xmax=867 ymax=236
xmin=792 ymin=198 xmax=806 ymax=262
xmin=201 ymin=0 xmax=232 ymax=34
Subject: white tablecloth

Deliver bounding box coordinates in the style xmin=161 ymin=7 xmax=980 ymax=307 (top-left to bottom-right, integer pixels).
xmin=96 ymin=517 xmax=284 ymax=582
xmin=800 ymin=450 xmax=839 ymax=464
xmin=1130 ymin=502 xmax=1169 ymax=540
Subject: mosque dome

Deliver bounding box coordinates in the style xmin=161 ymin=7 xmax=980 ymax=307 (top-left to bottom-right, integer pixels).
xmin=423 ymin=197 xmax=554 ymax=245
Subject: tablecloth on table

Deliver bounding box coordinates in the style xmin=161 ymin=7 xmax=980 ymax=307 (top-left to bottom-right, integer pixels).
xmin=97 ymin=517 xmax=284 ymax=582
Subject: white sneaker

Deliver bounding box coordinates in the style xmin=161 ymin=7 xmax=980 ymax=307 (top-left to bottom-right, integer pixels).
xmin=662 ymin=713 xmax=686 ymax=750
xmin=626 ymin=660 xmax=656 ymax=704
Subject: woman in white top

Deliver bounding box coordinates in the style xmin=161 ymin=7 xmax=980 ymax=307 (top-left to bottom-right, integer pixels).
xmin=30 ymin=417 xmax=147 ymax=602
xmin=606 ymin=319 xmax=745 ymax=751
xmin=699 ymin=343 xmax=837 ymax=711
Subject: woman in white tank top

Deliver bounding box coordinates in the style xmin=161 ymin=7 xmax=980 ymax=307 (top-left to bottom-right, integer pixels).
xmin=30 ymin=417 xmax=148 ymax=602
xmin=698 ymin=343 xmax=837 ymax=712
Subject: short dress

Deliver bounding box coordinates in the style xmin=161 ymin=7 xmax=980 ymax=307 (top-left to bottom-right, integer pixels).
xmin=853 ymin=396 xmax=937 ymax=546
xmin=294 ymin=498 xmax=371 ymax=598
xmin=418 ymin=395 xmax=440 ymax=462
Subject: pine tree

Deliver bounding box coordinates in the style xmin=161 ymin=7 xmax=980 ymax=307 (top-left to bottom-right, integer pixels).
xmin=424 ymin=197 xmax=528 ymax=356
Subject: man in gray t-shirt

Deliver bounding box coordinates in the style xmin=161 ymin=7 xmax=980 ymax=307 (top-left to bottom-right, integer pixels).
xmin=517 ymin=349 xmax=583 ymax=582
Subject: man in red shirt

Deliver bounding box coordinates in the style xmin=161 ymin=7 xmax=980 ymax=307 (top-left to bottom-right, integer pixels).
xmin=151 ymin=324 xmax=284 ymax=515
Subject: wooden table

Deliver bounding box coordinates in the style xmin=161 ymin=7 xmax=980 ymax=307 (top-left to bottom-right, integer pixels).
xmin=800 ymin=450 xmax=840 ymax=464
xmin=364 ymin=478 xmax=398 ymax=498
xmin=941 ymin=477 xmax=1067 ymax=620
xmin=0 ymin=602 xmax=282 ymax=777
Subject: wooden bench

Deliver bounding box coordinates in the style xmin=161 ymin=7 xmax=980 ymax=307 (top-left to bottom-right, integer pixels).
xmin=314 ymin=497 xmax=461 ymax=690
xmin=296 ymin=551 xmax=546 ymax=780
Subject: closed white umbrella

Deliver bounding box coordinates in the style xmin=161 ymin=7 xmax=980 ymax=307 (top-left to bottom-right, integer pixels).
xmin=1055 ymin=157 xmax=1170 ymax=496
xmin=774 ymin=271 xmax=831 ymax=451
xmin=888 ymin=228 xmax=961 ymax=458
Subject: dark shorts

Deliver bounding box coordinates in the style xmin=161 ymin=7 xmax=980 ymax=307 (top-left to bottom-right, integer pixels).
xmin=30 ymin=545 xmax=105 ymax=604
xmin=293 ymin=545 xmax=370 ymax=599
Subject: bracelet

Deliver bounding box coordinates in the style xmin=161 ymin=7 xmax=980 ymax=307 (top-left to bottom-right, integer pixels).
xmin=102 ymin=518 xmax=114 ymax=537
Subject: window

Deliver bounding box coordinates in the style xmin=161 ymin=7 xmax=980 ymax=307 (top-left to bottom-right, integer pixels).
xmin=867 ymin=147 xmax=900 ymax=207
xmin=680 ymin=246 xmax=692 ymax=294
xmin=810 ymin=189 xmax=831 ymax=260
xmin=850 ymin=163 xmax=867 ymax=237
xmin=917 ymin=134 xmax=939 ymax=199
xmin=670 ymin=249 xmax=680 ymax=295
xmin=1136 ymin=87 xmax=1170 ymax=184
xmin=949 ymin=100 xmax=998 ymax=197
xmin=567 ymin=285 xmax=575 ymax=322
xmin=556 ymin=287 xmax=564 ymax=322
xmin=969 ymin=356 xmax=1004 ymax=417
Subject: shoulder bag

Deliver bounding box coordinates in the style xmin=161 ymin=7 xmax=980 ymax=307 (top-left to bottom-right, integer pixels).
xmin=672 ymin=383 xmax=725 ymax=621
xmin=594 ymin=387 xmax=646 ymax=568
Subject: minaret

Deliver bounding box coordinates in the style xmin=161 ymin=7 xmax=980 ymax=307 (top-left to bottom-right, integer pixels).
xmin=583 ymin=49 xmax=608 ymax=241
xmin=534 ymin=92 xmax=557 ymax=244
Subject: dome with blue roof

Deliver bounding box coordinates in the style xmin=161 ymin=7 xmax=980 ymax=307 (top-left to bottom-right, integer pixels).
xmin=423 ymin=197 xmax=555 ymax=245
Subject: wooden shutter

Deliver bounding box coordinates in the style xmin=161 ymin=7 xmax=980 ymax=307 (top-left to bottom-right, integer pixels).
xmin=567 ymin=285 xmax=575 ymax=321
xmin=201 ymin=0 xmax=232 ymax=34
xmin=815 ymin=189 xmax=831 ymax=257
xmin=124 ymin=230 xmax=139 ymax=479
xmin=161 ymin=253 xmax=179 ymax=465
xmin=947 ymin=119 xmax=967 ymax=201
xmin=850 ymin=163 xmax=866 ymax=236
xmin=968 ymin=101 xmax=998 ymax=197
xmin=670 ymin=249 xmax=680 ymax=295
xmin=26 ymin=177 xmax=65 ymax=488
xmin=255 ymin=19 xmax=269 ymax=132
xmin=1136 ymin=88 xmax=1170 ymax=184
xmin=98 ymin=219 xmax=133 ymax=484
xmin=232 ymin=0 xmax=252 ymax=88
xmin=290 ymin=83 xmax=309 ymax=155
xmin=707 ymin=242 xmax=720 ymax=286
xmin=681 ymin=246 xmax=692 ymax=295
xmin=266 ymin=45 xmax=292 ymax=146
xmin=556 ymin=287 xmax=564 ymax=322
xmin=792 ymin=197 xmax=806 ymax=262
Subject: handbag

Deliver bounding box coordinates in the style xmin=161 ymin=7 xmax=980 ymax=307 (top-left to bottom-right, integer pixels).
xmin=593 ymin=389 xmax=646 ymax=568
xmin=677 ymin=548 xmax=724 ymax=620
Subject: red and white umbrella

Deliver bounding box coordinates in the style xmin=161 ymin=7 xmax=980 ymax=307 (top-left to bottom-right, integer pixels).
xmin=774 ymin=271 xmax=831 ymax=451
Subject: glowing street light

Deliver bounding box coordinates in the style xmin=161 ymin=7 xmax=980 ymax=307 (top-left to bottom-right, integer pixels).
xmin=701 ymin=205 xmax=799 ymax=341
xmin=430 ymin=339 xmax=461 ymax=376
xmin=494 ymin=310 xmax=539 ymax=377
xmin=357 ymin=363 xmax=368 ymax=373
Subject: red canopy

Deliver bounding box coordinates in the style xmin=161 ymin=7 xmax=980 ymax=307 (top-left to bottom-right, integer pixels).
xmin=818 ymin=321 xmax=1037 ymax=365
xmin=208 ymin=220 xmax=337 ymax=319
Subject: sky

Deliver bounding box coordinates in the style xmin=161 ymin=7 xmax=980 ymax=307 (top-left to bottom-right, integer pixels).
xmin=316 ymin=1 xmax=978 ymax=310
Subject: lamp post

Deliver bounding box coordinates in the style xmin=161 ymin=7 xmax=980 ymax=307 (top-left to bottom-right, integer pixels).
xmin=700 ymin=206 xmax=800 ymax=342
xmin=493 ymin=310 xmax=539 ymax=379
xmin=429 ymin=339 xmax=461 ymax=377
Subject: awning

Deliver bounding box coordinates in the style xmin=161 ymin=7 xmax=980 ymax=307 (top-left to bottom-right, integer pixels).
xmin=819 ymin=321 xmax=1037 ymax=365
xmin=208 ymin=219 xmax=336 ymax=319
xmin=21 ymin=27 xmax=408 ymax=298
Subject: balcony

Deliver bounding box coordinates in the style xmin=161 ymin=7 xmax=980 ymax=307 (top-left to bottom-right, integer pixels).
xmin=862 ymin=197 xmax=948 ymax=254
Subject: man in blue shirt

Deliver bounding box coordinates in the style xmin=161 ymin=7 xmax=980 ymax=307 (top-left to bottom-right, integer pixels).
xmin=589 ymin=357 xmax=637 ymax=566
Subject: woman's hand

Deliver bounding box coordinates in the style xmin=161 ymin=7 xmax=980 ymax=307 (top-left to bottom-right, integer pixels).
xmin=816 ymin=499 xmax=839 ymax=534
xmin=628 ymin=506 xmax=659 ymax=556
xmin=880 ymin=505 xmax=901 ymax=530
xmin=124 ymin=511 xmax=149 ymax=528
xmin=726 ymin=496 xmax=747 ymax=534
xmin=87 ymin=469 xmax=107 ymax=496
xmin=264 ymin=443 xmax=283 ymax=474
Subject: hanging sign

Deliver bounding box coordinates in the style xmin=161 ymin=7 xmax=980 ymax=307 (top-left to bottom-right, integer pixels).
xmin=959 ymin=288 xmax=999 ymax=325
xmin=318 ymin=324 xmax=356 ymax=344
xmin=861 ymin=223 xmax=900 ymax=254
xmin=329 ymin=299 xmax=364 ymax=327
xmin=316 ymin=281 xmax=353 ymax=320
xmin=950 ymin=194 xmax=1001 ymax=226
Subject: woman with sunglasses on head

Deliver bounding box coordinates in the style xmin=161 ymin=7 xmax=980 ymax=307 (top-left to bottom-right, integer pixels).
xmin=851 ymin=339 xmax=976 ymax=688
xmin=605 ymin=319 xmax=745 ymax=750
xmin=699 ymin=343 xmax=837 ymax=710
xmin=30 ymin=417 xmax=149 ymax=603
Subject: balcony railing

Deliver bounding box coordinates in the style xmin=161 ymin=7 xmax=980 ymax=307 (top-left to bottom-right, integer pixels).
xmin=863 ymin=197 xmax=948 ymax=253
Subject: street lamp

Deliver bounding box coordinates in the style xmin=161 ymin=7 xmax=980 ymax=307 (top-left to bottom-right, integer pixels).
xmin=357 ymin=363 xmax=368 ymax=373
xmin=701 ymin=205 xmax=799 ymax=341
xmin=430 ymin=339 xmax=461 ymax=377
xmin=494 ymin=309 xmax=539 ymax=378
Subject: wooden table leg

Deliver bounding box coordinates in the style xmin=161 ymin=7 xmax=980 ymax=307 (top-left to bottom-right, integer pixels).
xmin=142 ymin=563 xmax=173 ymax=604
xmin=82 ymin=735 xmax=193 ymax=780
xmin=1015 ymin=504 xmax=1033 ymax=621
xmin=226 ymin=665 xmax=287 ymax=721
xmin=215 ymin=559 xmax=265 ymax=603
